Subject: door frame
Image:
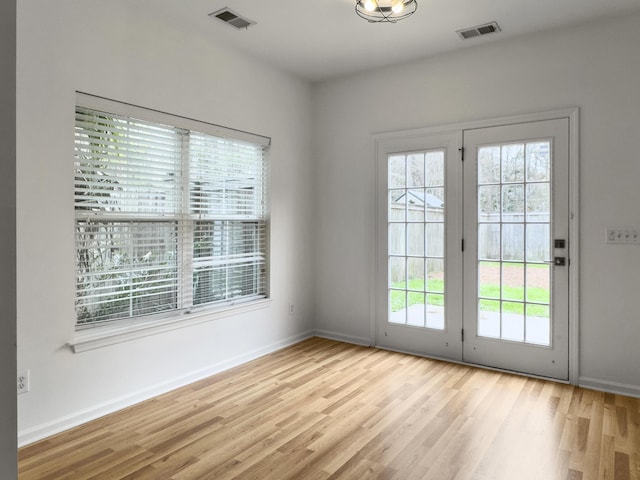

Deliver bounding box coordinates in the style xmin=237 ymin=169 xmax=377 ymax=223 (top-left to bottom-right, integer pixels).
xmin=371 ymin=108 xmax=580 ymax=384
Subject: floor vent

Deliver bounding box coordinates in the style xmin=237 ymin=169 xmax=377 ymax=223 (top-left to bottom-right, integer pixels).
xmin=209 ymin=8 xmax=256 ymax=30
xmin=457 ymin=21 xmax=501 ymax=40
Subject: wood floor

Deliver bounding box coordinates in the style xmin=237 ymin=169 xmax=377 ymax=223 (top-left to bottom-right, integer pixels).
xmin=19 ymin=338 xmax=639 ymax=480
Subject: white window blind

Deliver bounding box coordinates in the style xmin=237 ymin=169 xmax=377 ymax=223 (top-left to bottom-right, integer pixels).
xmin=74 ymin=98 xmax=269 ymax=328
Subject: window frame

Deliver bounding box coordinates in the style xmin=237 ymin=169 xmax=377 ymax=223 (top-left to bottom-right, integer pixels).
xmin=70 ymin=92 xmax=271 ymax=352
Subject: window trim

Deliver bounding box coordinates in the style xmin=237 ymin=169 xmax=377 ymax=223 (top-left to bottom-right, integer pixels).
xmin=71 ymin=92 xmax=271 ymax=350
xmin=69 ymin=298 xmax=272 ymax=353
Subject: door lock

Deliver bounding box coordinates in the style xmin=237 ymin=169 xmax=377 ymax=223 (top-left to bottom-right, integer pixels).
xmin=554 ymin=257 xmax=566 ymax=266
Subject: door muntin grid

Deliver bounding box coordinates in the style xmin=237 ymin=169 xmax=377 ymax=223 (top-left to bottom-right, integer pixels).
xmin=476 ymin=140 xmax=552 ymax=346
xmin=388 ymin=150 xmax=445 ymax=330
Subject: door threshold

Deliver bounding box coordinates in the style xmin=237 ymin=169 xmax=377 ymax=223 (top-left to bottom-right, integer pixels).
xmin=374 ymin=344 xmax=571 ymax=384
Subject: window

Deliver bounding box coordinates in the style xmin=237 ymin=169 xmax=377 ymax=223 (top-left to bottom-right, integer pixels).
xmin=74 ymin=95 xmax=269 ymax=328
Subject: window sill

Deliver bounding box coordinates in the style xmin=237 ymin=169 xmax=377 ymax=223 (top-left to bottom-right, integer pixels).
xmin=68 ymin=298 xmax=272 ymax=353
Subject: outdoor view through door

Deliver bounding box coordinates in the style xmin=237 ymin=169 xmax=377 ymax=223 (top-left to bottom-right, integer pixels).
xmin=388 ymin=150 xmax=446 ymax=330
xmin=476 ymin=141 xmax=552 ymax=346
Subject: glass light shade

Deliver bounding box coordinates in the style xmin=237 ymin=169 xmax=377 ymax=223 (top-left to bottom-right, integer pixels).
xmin=355 ymin=0 xmax=418 ymax=23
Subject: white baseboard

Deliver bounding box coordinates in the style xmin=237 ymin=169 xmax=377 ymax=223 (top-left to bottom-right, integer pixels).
xmin=29 ymin=330 xmax=639 ymax=448
xmin=18 ymin=330 xmax=314 ymax=447
xmin=313 ymin=329 xmax=371 ymax=347
xmin=579 ymin=376 xmax=640 ymax=398
xmin=314 ymin=334 xmax=640 ymax=399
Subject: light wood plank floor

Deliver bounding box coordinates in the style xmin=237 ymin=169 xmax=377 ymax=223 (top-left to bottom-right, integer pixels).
xmin=19 ymin=338 xmax=639 ymax=479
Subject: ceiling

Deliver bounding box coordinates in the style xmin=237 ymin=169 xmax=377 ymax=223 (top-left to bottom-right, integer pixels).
xmin=144 ymin=0 xmax=640 ymax=81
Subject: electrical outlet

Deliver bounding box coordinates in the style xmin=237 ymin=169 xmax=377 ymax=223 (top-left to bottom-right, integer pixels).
xmin=288 ymin=304 xmax=294 ymax=316
xmin=606 ymin=227 xmax=640 ymax=245
xmin=17 ymin=370 xmax=30 ymax=395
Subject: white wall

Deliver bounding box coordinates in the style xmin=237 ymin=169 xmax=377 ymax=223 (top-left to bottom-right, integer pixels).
xmin=313 ymin=12 xmax=640 ymax=394
xmin=1 ymin=0 xmax=17 ymax=476
xmin=17 ymin=0 xmax=315 ymax=444
xmin=17 ymin=0 xmax=640 ymax=449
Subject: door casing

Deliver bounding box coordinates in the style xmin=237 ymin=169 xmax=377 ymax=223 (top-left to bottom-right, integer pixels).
xmin=372 ymin=108 xmax=580 ymax=384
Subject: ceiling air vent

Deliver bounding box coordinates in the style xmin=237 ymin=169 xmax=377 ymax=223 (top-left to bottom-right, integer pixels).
xmin=457 ymin=21 xmax=501 ymax=40
xmin=209 ymin=8 xmax=256 ymax=30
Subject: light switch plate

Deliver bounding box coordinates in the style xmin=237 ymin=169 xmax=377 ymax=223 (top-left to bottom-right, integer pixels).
xmin=606 ymin=227 xmax=640 ymax=245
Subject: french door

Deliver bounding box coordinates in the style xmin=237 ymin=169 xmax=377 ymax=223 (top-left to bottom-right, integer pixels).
xmin=376 ymin=117 xmax=572 ymax=380
xmin=462 ymin=119 xmax=569 ymax=379
xmin=375 ymin=131 xmax=463 ymax=360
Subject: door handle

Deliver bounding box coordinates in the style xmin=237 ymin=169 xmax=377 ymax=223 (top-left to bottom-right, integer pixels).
xmin=543 ymin=258 xmax=567 ymax=266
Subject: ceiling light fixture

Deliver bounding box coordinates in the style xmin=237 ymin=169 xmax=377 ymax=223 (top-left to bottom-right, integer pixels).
xmin=355 ymin=0 xmax=417 ymax=23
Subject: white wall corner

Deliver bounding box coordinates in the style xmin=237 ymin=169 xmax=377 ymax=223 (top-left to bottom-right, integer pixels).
xmin=313 ymin=329 xmax=372 ymax=347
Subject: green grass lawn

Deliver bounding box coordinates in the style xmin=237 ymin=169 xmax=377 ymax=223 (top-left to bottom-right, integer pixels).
xmin=391 ymin=278 xmax=549 ymax=317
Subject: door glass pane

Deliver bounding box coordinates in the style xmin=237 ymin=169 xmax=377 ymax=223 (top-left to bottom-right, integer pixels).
xmin=425 ymin=151 xmax=444 ymax=187
xmin=407 ymin=224 xmax=424 ymax=256
xmin=389 ymin=257 xmax=405 ymax=287
xmin=426 ymin=258 xmax=445 ymax=330
xmin=427 ymin=258 xmax=444 ymax=293
xmin=526 ymin=183 xmax=550 ymax=221
xmin=502 ymin=301 xmax=525 ymax=342
xmin=478 ymin=146 xmax=501 ymax=184
xmin=388 ymin=150 xmax=445 ymax=330
xmin=389 ymin=224 xmax=405 ymax=256
xmin=407 ymin=293 xmax=425 ymax=327
xmin=502 ymin=263 xmax=524 ymax=301
xmin=390 ymin=289 xmax=406 ymax=324
xmin=478 ymin=185 xmax=500 ymax=216
xmin=526 ymin=142 xmax=551 ymax=182
xmin=477 ymin=141 xmax=552 ymax=346
xmin=478 ymin=224 xmax=500 ymax=261
xmin=389 ymin=155 xmax=405 ymax=188
xmin=389 ymin=190 xmax=406 ymax=222
xmin=426 ymin=223 xmax=444 ymax=257
xmin=502 ymin=144 xmax=525 ymax=182
xmin=389 ymin=256 xmax=406 ymax=324
xmin=502 ymin=184 xmax=525 ymax=218
xmin=526 ymin=305 xmax=550 ymax=345
xmin=407 ymin=153 xmax=425 ymax=187
xmin=426 ymin=294 xmax=444 ymax=329
xmin=407 ymin=189 xmax=425 ymax=222
xmin=502 ymin=224 xmax=524 ymax=262
xmin=478 ymin=261 xmax=499 ymax=299
xmin=526 ymin=224 xmax=550 ymax=262
xmin=407 ymin=258 xmax=425 ymax=290
xmin=478 ymin=299 xmax=500 ymax=338
xmin=526 ymin=264 xmax=550 ymax=304
xmin=425 ymin=188 xmax=445 ymax=219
